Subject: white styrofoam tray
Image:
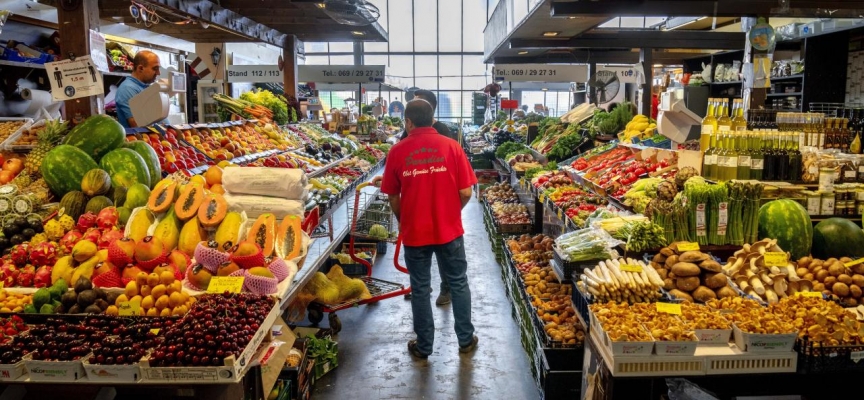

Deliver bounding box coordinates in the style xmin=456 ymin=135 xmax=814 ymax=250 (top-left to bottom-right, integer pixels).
xmin=590 ymin=331 xmax=705 ymax=377
xmin=732 ymin=324 xmax=797 ymax=353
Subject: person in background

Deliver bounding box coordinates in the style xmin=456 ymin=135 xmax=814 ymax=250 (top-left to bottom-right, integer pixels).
xmin=115 ymin=50 xmax=161 ymax=128
xmin=380 ymin=99 xmax=478 ymax=359
xmin=389 ymin=97 xmax=405 ymax=117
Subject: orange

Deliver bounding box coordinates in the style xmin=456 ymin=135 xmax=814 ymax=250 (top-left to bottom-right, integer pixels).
xmin=204 ymin=166 xmax=223 ymax=186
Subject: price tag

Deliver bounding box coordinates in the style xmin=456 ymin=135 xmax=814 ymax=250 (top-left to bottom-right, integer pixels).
xmin=845 ymin=258 xmax=864 ymax=268
xmin=677 ymin=242 xmax=700 ymax=251
xmin=118 ymin=300 xmax=141 ymax=316
xmin=764 ymin=252 xmax=789 ymax=267
xmin=656 ymin=302 xmax=682 ymax=315
xmin=620 ymin=264 xmax=643 ymax=273
xmin=207 ymin=276 xmax=245 ymax=294
xmin=795 ymin=291 xmax=823 ymax=298
xmin=149 ymin=328 xmax=161 ymax=335
xmin=539 ymin=193 xmax=546 ymax=203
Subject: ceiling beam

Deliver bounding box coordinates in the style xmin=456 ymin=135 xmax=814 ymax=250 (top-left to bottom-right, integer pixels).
xmin=510 ymin=31 xmax=745 ymax=50
xmin=494 ymin=50 xmax=693 ymax=66
xmin=550 ymin=1 xmax=864 ymax=18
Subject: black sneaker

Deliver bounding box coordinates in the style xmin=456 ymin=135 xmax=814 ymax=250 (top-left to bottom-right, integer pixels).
xmin=459 ymin=335 xmax=479 ymax=354
xmin=435 ymin=290 xmax=451 ymax=306
xmin=407 ymin=340 xmax=429 ymax=359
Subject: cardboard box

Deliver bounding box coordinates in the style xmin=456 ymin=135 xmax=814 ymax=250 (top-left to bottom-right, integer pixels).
xmin=139 ymin=298 xmax=281 ymax=383
xmin=82 ymin=359 xmax=141 ymax=383
xmin=732 ymin=324 xmax=796 ymax=353
xmin=0 ymin=361 xmax=26 ymax=381
xmin=24 ymin=356 xmax=85 ymax=382
xmin=250 ymin=317 xmax=296 ymax=399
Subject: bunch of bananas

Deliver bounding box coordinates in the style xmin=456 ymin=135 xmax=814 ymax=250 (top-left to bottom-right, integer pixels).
xmin=621 ymin=115 xmax=657 ymax=142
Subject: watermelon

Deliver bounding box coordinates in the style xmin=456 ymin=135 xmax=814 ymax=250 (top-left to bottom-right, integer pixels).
xmin=62 ymin=115 xmax=125 ymax=162
xmin=812 ymin=218 xmax=864 ymax=259
xmin=86 ymin=196 xmax=113 ymax=214
xmin=41 ymin=145 xmax=99 ymax=197
xmin=100 ymin=148 xmax=151 ymax=189
xmin=758 ymin=199 xmax=813 ymax=260
xmin=123 ymin=141 xmax=162 ymax=188
xmin=59 ymin=191 xmax=87 ymax=220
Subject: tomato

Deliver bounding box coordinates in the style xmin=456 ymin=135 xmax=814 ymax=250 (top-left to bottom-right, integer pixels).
xmin=634 ymin=167 xmax=647 ymax=176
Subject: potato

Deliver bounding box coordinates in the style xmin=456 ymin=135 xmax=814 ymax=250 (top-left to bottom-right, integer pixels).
xmin=811 ymin=260 xmax=824 ymax=270
xmin=704 ymin=272 xmax=728 ymax=289
xmin=798 ymin=256 xmax=812 ymax=269
xmin=671 ymin=262 xmax=701 ymax=277
xmin=833 ymin=282 xmax=851 ymax=297
xmin=853 ymin=264 xmax=864 ymax=275
xmin=665 ymin=255 xmax=679 ymax=269
xmin=824 ymin=276 xmax=837 ymax=289
xmin=680 ymin=251 xmax=710 ymax=263
xmin=851 ymin=284 xmax=862 ymax=299
xmin=853 ymin=274 xmax=864 ymax=288
xmin=840 ymin=257 xmax=853 ymax=264
xmin=715 ymin=286 xmax=737 ymax=298
xmin=668 ymin=289 xmax=694 ymax=302
xmin=663 ymin=278 xmax=675 ymax=291
xmin=827 ymin=258 xmax=839 ymax=265
xmin=677 ymin=276 xmax=701 ymax=291
xmin=692 ymin=285 xmax=717 ymax=302
xmin=699 ymin=259 xmax=722 ymax=273
xmin=803 ymin=273 xmax=814 ymax=281
xmin=796 ymin=268 xmax=809 ymax=277
xmin=656 ymin=268 xmax=668 ymax=280
xmin=668 ymin=272 xmax=678 ymax=279
xmin=813 ymin=283 xmax=826 ymax=292
xmin=652 ymin=253 xmax=667 ymax=263
xmin=838 ymin=274 xmax=853 ymax=285
xmin=847 ymin=298 xmax=859 ymax=306
xmin=828 ymin=262 xmax=846 ymax=277
xmin=816 ymin=269 xmax=830 ymax=282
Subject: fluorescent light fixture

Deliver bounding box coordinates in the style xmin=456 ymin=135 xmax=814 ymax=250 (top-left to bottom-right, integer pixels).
xmin=351 ymin=31 xmax=365 ymax=36
xmin=541 ymin=88 xmax=549 ymax=91
xmin=542 ymin=31 xmax=560 ymax=37
xmin=653 ymin=64 xmax=663 ymax=68
xmin=518 ymin=51 xmax=529 ymax=55
xmin=316 ymin=3 xmax=326 ymax=8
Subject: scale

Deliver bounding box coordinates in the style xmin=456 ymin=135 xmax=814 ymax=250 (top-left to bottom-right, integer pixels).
xmin=658 ymin=88 xmax=702 ymax=145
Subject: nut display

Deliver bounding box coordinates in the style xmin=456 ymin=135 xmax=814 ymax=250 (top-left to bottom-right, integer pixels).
xmin=578 ymin=258 xmax=664 ymax=304
xmin=722 ymin=239 xmax=814 ymax=304
xmin=769 ymin=296 xmax=864 ymax=346
xmin=796 ymin=256 xmax=864 ymax=306
xmin=705 ymin=297 xmax=796 ymax=334
xmin=651 ymin=243 xmax=738 ymax=303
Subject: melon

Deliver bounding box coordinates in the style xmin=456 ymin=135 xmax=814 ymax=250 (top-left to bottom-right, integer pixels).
xmin=99 ymin=148 xmax=151 ymax=189
xmin=81 ymin=169 xmax=112 ymax=197
xmin=86 ymin=196 xmax=114 ymax=214
xmin=122 ymin=141 xmax=162 ymax=188
xmin=812 ymin=218 xmax=864 ymax=259
xmin=757 ymin=199 xmax=813 ymax=260
xmin=41 ymin=145 xmax=99 ymax=197
xmin=62 ymin=114 xmax=125 ymax=162
xmin=59 ymin=191 xmax=87 ymax=221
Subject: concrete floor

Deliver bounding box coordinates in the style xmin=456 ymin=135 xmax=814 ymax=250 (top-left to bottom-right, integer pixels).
xmin=311 ymin=197 xmax=540 ymax=400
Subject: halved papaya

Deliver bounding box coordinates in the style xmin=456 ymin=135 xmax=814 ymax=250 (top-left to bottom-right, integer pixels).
xmin=247 ymin=213 xmax=276 ymax=257
xmin=148 ymin=180 xmax=178 ymax=213
xmin=198 ymin=193 xmax=228 ymax=228
xmin=175 ymin=184 xmax=205 ymax=221
xmin=276 ymin=215 xmax=303 ymax=260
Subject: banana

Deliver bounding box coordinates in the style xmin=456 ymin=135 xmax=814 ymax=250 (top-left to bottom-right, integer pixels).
xmin=51 ymin=256 xmax=75 ymax=285
xmin=71 ymin=254 xmax=100 ymax=284
xmin=153 ymin=205 xmax=181 ymax=252
xmin=179 ymin=217 xmax=208 ymax=256
xmin=71 ymin=240 xmax=98 ymax=263
xmin=128 ymin=209 xmax=156 ymax=242
xmin=214 ymin=211 xmax=243 ymax=249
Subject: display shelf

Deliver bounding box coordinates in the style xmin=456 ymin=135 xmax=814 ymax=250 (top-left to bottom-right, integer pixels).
xmin=767 ymin=92 xmax=802 ymax=97
xmin=770 ymin=74 xmax=804 ymax=81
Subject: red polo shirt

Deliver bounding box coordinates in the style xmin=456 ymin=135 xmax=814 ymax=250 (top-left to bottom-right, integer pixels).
xmin=380 ymin=126 xmax=477 ymax=247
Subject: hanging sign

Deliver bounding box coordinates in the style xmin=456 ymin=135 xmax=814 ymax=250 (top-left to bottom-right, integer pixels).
xmin=88 ymin=30 xmax=109 ymax=73
xmin=597 ymin=66 xmax=642 ymax=84
xmin=227 ymin=65 xmax=283 ymax=83
xmin=299 ymin=65 xmax=386 ymax=83
xmin=493 ymin=64 xmax=588 ymax=82
xmin=45 ymin=55 xmax=105 ymax=101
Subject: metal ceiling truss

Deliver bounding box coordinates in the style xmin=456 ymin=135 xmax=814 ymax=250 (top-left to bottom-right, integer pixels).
xmin=550 ymin=1 xmax=864 ymax=18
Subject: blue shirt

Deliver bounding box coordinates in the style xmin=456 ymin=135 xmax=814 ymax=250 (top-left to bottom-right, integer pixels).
xmin=115 ymin=77 xmax=149 ymax=128
xmin=388 ymin=101 xmax=404 ymax=115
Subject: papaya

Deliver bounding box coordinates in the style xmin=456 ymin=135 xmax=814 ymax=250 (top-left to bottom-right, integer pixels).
xmin=175 ymin=184 xmax=205 ymax=221
xmin=197 ymin=193 xmax=228 ymax=228
xmin=246 ymin=213 xmax=276 ymax=257
xmin=148 ymin=180 xmax=178 ymax=213
xmin=275 ymin=215 xmax=303 ymax=260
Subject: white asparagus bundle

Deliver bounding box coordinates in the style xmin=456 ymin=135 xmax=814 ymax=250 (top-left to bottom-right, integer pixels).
xmin=579 ymin=258 xmax=664 ymax=303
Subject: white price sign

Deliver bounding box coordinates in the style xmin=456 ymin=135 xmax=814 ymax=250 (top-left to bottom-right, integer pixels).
xmin=493 ymin=64 xmax=588 ymax=82
xmin=227 ymin=65 xmax=283 ymax=83
xmin=45 ymin=56 xmax=104 ymax=101
xmin=299 ymin=65 xmax=385 ymax=83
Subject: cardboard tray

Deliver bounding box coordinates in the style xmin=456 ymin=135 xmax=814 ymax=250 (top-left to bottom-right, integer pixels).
xmin=694 ymin=328 xmax=733 ymax=345
xmin=23 ymin=355 xmax=85 ymax=382
xmin=139 ymin=298 xmax=280 ymax=383
xmin=732 ymin=324 xmax=797 ymax=353
xmin=0 ymin=360 xmax=26 ymax=381
xmin=82 ymin=359 xmax=141 ymax=383
xmin=654 ymin=339 xmax=699 ymax=356
xmin=590 ymin=331 xmax=704 ymax=377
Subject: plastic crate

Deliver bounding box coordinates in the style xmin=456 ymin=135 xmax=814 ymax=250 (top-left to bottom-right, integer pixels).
xmin=796 ymin=337 xmax=864 ymax=374
xmin=552 ymin=249 xmax=602 ymax=282
xmin=497 ymin=222 xmax=533 ymax=234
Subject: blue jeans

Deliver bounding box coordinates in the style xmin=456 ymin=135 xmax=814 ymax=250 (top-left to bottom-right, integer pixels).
xmin=403 ymin=236 xmax=474 ymax=355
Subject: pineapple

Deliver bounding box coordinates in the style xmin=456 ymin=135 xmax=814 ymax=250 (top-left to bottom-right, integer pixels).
xmin=25 ymin=119 xmax=68 ymax=177
xmin=10 ymin=171 xmax=31 ymax=190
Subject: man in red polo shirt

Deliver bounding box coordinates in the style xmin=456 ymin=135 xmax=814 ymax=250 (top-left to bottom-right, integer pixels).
xmin=380 ymin=99 xmax=478 ymax=359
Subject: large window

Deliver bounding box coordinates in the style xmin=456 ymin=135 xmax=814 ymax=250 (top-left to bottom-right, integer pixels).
xmin=303 ymin=0 xmax=492 ymax=123
xmin=521 ymin=91 xmax=575 ymax=117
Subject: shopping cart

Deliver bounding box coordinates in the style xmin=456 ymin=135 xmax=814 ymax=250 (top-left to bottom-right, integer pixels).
xmin=307 ymin=182 xmax=411 ymax=333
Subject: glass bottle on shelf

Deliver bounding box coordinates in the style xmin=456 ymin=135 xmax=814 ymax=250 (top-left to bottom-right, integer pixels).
xmin=764 ymin=130 xmax=777 ymax=181
xmin=702 ymin=131 xmax=718 ymax=180
xmin=725 ymin=133 xmax=740 ymax=181
xmin=788 ymin=132 xmax=802 ymax=182
xmin=716 ymin=133 xmax=730 ymax=181
xmin=732 ymin=99 xmax=748 ymax=132
xmin=701 ymin=98 xmax=718 ymax=152
xmin=750 ymin=132 xmax=764 ymax=180
xmin=737 ymin=132 xmax=751 ymax=180
xmin=841 ymin=117 xmax=851 ymax=153
xmin=717 ymin=99 xmax=733 ymax=134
